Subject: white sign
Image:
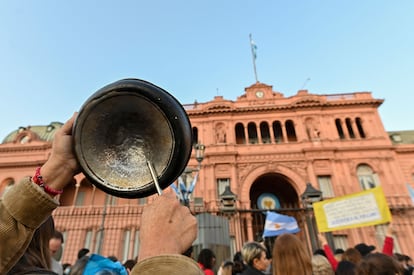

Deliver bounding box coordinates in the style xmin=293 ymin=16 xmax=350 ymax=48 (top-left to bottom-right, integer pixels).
xmin=323 ymin=193 xmax=381 ymax=228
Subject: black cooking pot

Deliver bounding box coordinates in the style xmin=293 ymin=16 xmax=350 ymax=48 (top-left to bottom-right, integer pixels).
xmin=73 ymin=78 xmax=192 ymax=198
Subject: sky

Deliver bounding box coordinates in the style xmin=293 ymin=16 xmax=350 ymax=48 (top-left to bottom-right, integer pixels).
xmin=1 ymin=1 xmax=413 ymax=140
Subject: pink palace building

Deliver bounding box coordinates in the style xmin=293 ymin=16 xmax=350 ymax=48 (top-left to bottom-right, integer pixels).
xmin=1 ymin=81 xmax=413 ymax=265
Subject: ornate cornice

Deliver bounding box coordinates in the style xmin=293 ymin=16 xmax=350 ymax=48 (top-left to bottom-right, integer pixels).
xmin=0 ymin=143 xmax=51 ymax=153
xmin=0 ymin=160 xmax=46 ymax=168
xmin=187 ymin=99 xmax=384 ymax=116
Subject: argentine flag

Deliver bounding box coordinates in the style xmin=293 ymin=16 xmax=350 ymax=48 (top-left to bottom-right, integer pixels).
xmin=263 ymin=211 xmax=300 ymax=237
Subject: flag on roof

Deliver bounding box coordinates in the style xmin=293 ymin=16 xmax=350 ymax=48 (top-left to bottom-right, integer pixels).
xmin=250 ymin=37 xmax=258 ymax=59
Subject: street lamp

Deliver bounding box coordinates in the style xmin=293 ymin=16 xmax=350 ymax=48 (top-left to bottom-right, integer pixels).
xmin=173 ymin=143 xmax=205 ymax=206
xmin=219 ymin=185 xmax=237 ymax=215
xmin=301 ymin=182 xmax=322 ymax=253
xmin=194 ymin=143 xmax=206 ymax=166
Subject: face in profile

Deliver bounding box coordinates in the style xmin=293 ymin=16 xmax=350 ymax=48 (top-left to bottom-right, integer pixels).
xmin=253 ymin=250 xmax=270 ymax=272
xmin=49 ymin=238 xmax=62 ymax=256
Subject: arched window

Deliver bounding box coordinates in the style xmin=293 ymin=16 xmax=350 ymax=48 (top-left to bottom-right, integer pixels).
xmin=285 ymin=120 xmax=297 ymax=142
xmin=260 ymin=122 xmax=271 ymax=144
xmin=272 ymin=121 xmax=284 ymax=143
xmin=247 ymin=122 xmax=258 ymax=144
xmin=235 ymin=123 xmax=246 ymax=144
xmin=357 ymin=164 xmax=379 ymax=190
xmin=346 ymin=118 xmax=355 ymax=139
xmin=192 ymin=127 xmax=199 ymax=146
xmin=355 ymin=117 xmax=366 ymax=138
xmin=335 ymin=119 xmax=345 ymax=139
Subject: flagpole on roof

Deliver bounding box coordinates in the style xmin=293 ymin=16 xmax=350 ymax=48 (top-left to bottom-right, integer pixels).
xmin=249 ymin=33 xmax=259 ymax=83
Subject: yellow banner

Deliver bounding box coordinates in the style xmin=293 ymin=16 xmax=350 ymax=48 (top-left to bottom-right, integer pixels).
xmin=313 ymin=186 xmax=392 ymax=232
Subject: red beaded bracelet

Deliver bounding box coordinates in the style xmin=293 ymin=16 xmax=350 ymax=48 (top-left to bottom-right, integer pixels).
xmin=32 ymin=167 xmax=63 ymax=196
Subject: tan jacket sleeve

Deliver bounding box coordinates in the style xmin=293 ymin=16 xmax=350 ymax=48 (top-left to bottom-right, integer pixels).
xmin=0 ymin=177 xmax=58 ymax=273
xmin=131 ymin=254 xmax=204 ymax=275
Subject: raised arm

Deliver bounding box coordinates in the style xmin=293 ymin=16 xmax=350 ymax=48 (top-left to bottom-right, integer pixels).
xmin=318 ymin=233 xmax=338 ymax=271
xmin=0 ymin=113 xmax=79 ymax=273
xmin=382 ymin=222 xmax=394 ymax=256
xmin=132 ymin=192 xmax=202 ymax=275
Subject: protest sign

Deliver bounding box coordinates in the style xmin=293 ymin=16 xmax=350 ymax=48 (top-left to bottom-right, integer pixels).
xmin=313 ymin=186 xmax=391 ymax=232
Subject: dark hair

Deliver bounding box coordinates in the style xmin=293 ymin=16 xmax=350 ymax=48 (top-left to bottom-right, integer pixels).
xmin=70 ymin=255 xmax=90 ymax=275
xmin=233 ymin=251 xmax=243 ymax=262
xmin=77 ymin=248 xmax=90 ymax=259
xmin=52 ymin=230 xmax=64 ymax=243
xmin=263 ymin=236 xmax=275 ymax=258
xmin=336 ymin=260 xmax=356 ymax=275
xmin=335 ymin=248 xmax=345 ymax=254
xmin=7 ymin=216 xmax=55 ymax=274
xmin=222 ymin=260 xmax=234 ymax=268
xmin=182 ymin=246 xmax=194 ymax=257
xmin=123 ymin=259 xmax=136 ymax=271
xmin=232 ymin=251 xmax=245 ymax=274
xmin=356 ymin=252 xmax=403 ymax=275
xmin=342 ymin=248 xmax=362 ymax=265
xmin=71 ymin=254 xmax=127 ymax=275
xmin=313 ymin=248 xmax=327 ymax=258
xmin=197 ymin=248 xmax=216 ymax=269
xmin=107 ymin=255 xmax=118 ymax=262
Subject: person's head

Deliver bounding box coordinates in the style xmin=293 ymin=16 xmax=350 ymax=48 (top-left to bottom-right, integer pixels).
xmin=354 ymin=243 xmax=375 ymax=257
xmin=70 ymin=254 xmax=127 ymax=275
xmin=394 ymin=253 xmax=412 ymax=269
xmin=241 ymin=241 xmax=270 ymax=272
xmin=232 ymin=251 xmax=245 ymax=273
xmin=77 ymin=248 xmax=90 ymax=259
xmin=272 ymin=233 xmax=312 ymax=275
xmin=334 ymin=248 xmax=345 ymax=262
xmin=356 ymin=252 xmax=403 ymax=275
xmin=263 ymin=236 xmax=276 ymax=258
xmin=123 ymin=259 xmax=137 ymax=272
xmin=342 ymin=248 xmax=362 ymax=265
xmin=220 ymin=260 xmax=234 ymax=275
xmin=8 ymin=216 xmax=55 ymax=274
xmin=69 ymin=255 xmax=89 ymax=275
xmin=311 ymin=254 xmax=334 ymax=275
xmin=335 ymin=248 xmax=345 ymax=255
xmin=49 ymin=230 xmax=64 ymax=257
xmin=405 ymin=254 xmax=413 ymax=267
xmin=313 ymin=248 xmax=327 ymax=258
xmin=107 ymin=255 xmax=118 ymax=262
xmin=335 ymin=260 xmax=356 ymax=275
xmin=197 ymin=248 xmax=216 ymax=270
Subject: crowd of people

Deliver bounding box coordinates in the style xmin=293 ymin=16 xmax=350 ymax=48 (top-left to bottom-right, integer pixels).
xmin=1 ymin=112 xmax=413 ymax=275
xmin=197 ymin=231 xmax=413 ymax=275
xmin=43 ymin=245 xmax=137 ymax=275
xmin=9 ymin=228 xmax=413 ymax=275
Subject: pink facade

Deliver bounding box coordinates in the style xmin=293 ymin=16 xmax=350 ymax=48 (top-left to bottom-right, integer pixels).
xmin=1 ymin=82 xmax=414 ymax=265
